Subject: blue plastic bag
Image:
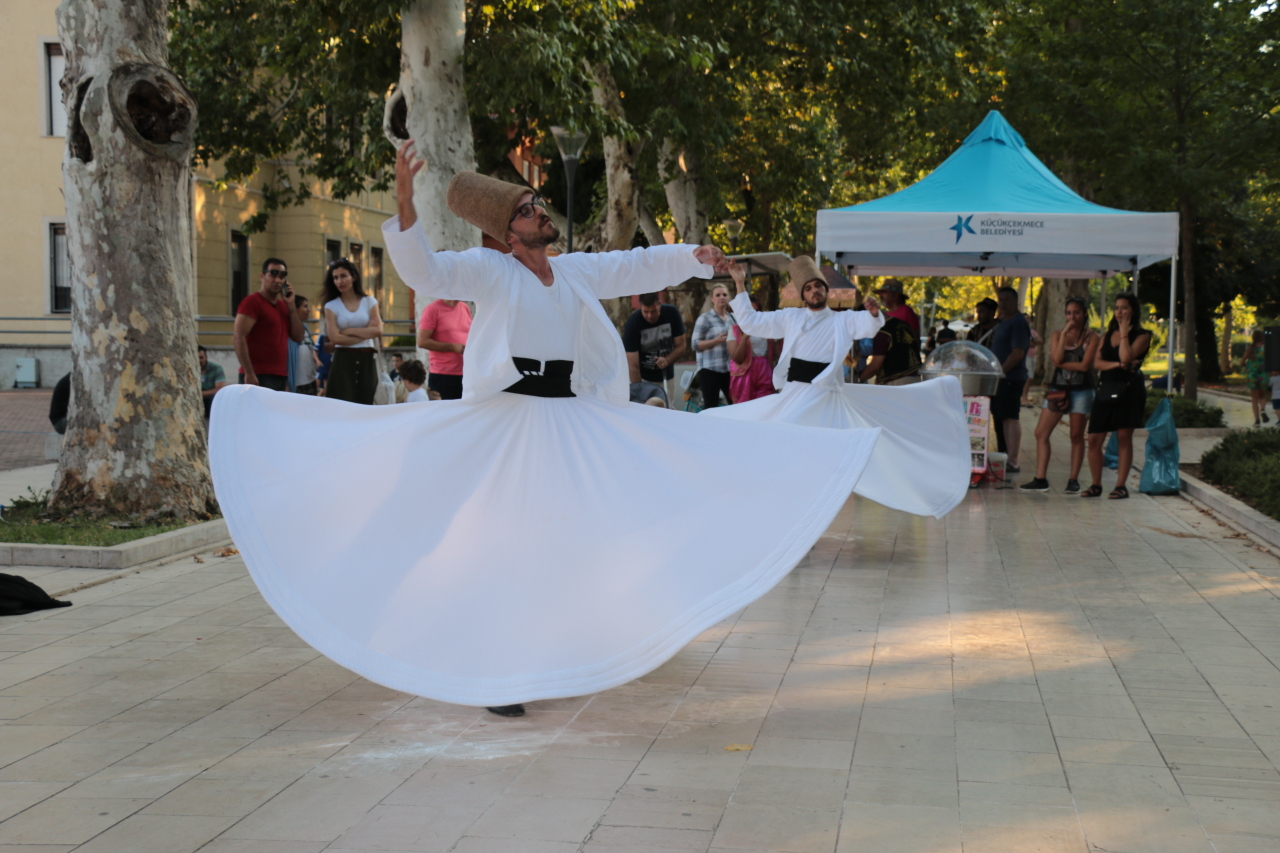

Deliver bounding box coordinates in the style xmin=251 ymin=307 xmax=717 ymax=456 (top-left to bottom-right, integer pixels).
xmin=1139 ymin=398 xmax=1180 ymax=495
xmin=1103 ymin=432 xmax=1119 ymax=469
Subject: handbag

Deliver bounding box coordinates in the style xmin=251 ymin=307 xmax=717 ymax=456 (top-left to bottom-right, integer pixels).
xmin=1045 ymin=386 xmax=1070 ymax=413
xmin=1097 ymin=379 xmax=1131 ymax=402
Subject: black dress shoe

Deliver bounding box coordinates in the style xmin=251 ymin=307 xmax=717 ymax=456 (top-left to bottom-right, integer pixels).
xmin=486 ymin=704 xmax=525 ymax=717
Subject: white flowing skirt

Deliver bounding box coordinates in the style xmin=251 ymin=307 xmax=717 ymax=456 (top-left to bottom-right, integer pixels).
xmin=703 ymin=376 xmax=969 ymax=518
xmin=209 ymin=386 xmax=879 ymax=706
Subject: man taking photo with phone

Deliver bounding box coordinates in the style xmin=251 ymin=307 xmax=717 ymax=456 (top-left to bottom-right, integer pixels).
xmin=233 ymin=258 xmax=305 ymax=391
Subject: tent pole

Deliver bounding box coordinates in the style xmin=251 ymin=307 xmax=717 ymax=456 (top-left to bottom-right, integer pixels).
xmin=1100 ymin=276 xmax=1108 ymax=332
xmin=1167 ymin=253 xmax=1178 ymax=393
xmin=1132 ymin=265 xmax=1139 ymax=303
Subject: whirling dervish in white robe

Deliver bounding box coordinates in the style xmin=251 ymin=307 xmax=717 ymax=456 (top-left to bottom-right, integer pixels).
xmin=703 ymin=257 xmax=970 ymax=519
xmin=208 ymin=154 xmax=881 ymax=709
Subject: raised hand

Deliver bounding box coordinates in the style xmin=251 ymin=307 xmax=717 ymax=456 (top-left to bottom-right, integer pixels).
xmin=692 ymin=244 xmax=729 ymax=274
xmin=727 ymin=260 xmax=747 ymax=293
xmin=396 ymin=140 xmax=426 ymax=230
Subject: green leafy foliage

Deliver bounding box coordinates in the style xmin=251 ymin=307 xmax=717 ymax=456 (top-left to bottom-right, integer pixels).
xmin=1200 ymin=429 xmax=1280 ymax=520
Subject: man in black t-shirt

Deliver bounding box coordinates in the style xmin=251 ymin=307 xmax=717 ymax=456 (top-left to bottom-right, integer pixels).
xmin=860 ymin=317 xmax=922 ymax=385
xmin=622 ymin=293 xmax=687 ymax=399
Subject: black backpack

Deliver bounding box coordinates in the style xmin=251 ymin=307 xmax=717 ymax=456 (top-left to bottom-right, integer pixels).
xmin=0 ymin=574 xmax=72 ymax=617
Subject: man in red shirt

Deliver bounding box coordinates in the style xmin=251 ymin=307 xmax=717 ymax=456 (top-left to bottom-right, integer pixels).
xmin=233 ymin=257 xmax=304 ymax=390
xmin=416 ymin=298 xmax=472 ymax=400
xmin=873 ymin=279 xmax=920 ymax=333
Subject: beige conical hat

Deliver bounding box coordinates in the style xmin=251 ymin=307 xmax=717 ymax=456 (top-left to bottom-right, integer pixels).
xmin=788 ymin=256 xmax=825 ymax=291
xmin=446 ymin=172 xmax=531 ymax=242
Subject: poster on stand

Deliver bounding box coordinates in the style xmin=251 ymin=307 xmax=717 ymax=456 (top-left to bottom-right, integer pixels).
xmin=965 ymin=396 xmax=989 ymax=473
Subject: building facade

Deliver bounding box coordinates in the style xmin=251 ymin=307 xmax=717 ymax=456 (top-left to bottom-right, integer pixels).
xmin=1 ymin=3 xmax=412 ymax=386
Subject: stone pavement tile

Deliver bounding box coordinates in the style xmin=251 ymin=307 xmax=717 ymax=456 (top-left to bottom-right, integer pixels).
xmin=713 ymin=803 xmax=839 ymax=853
xmin=780 ymin=664 xmax=869 ymax=692
xmin=197 ymin=841 xmax=327 ymax=853
xmin=219 ymin=773 xmax=403 ymax=842
xmin=1046 ymin=713 xmax=1152 ymax=741
xmin=0 ymin=780 xmax=71 ymax=822
xmin=861 ymin=683 xmax=953 ymax=712
xmin=0 ymin=795 xmax=151 ymax=845
xmin=731 ymin=766 xmax=846 ymax=811
xmin=0 ymin=725 xmax=82 ymax=767
xmin=852 ymin=733 xmax=956 ymax=773
xmin=857 ymin=706 xmax=953 ymax=737
xmin=451 ymin=839 xmax=577 ymax=853
xmin=74 ymin=814 xmax=238 ymax=853
xmin=1186 ymin=795 xmax=1280 ymax=840
xmin=844 ymin=767 xmax=958 ymax=809
xmin=600 ymin=784 xmax=729 ymax=832
xmin=0 ymin=740 xmax=141 ymax=783
xmin=955 ymin=720 xmax=1056 ymax=753
xmin=747 ymin=736 xmax=854 ymax=770
xmin=631 ymin=751 xmax=749 ymax=790
xmin=465 ymin=794 xmax=611 ymax=843
xmin=1074 ymin=803 xmax=1216 ymax=853
xmin=143 ymin=777 xmax=293 ymax=817
xmin=1207 ymin=836 xmax=1280 ymax=853
xmin=789 ymin=645 xmax=872 ymax=667
xmin=958 ymin=780 xmax=1075 ymax=808
xmin=1054 ymin=736 xmax=1167 ymax=766
xmin=757 ymin=706 xmax=860 ymax=741
xmin=326 ymin=803 xmax=482 ymax=851
xmin=381 ymin=756 xmax=526 ymax=810
xmin=652 ymin=719 xmax=764 ymax=755
xmin=505 ymin=756 xmax=637 ymax=799
xmin=1039 ymin=690 xmax=1142 ymax=720
xmin=954 ymin=698 xmax=1048 ymax=726
xmin=584 ymin=824 xmax=713 ymax=851
xmin=1063 ymin=761 xmax=1186 ymax=806
xmin=956 ymin=748 xmax=1066 ymax=786
xmin=836 ymin=803 xmax=960 ymax=853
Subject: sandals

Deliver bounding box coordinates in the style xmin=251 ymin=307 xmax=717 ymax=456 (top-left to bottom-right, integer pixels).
xmin=1081 ymin=484 xmax=1103 ymax=498
xmin=1108 ymin=485 xmax=1129 ymax=500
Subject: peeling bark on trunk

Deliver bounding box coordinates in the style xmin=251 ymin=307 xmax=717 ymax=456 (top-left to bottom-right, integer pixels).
xmin=385 ymin=0 xmax=478 ymax=254
xmin=51 ymin=0 xmax=215 ymax=519
xmin=576 ymin=61 xmax=645 ymax=329
xmin=637 ymin=198 xmax=667 ymax=248
xmin=659 ymin=139 xmax=707 ymax=246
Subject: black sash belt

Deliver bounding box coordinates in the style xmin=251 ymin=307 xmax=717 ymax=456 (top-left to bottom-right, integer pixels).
xmin=504 ymin=358 xmax=576 ymax=398
xmin=787 ymin=358 xmax=830 ymax=384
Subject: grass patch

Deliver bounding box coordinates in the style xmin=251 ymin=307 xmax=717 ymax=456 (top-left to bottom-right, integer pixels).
xmin=1200 ymin=430 xmax=1280 ymax=521
xmin=1144 ymin=390 xmax=1226 ymax=429
xmin=0 ymin=489 xmax=194 ymax=547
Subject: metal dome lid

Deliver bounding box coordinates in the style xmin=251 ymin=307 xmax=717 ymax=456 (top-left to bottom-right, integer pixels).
xmin=922 ymin=340 xmax=1003 ymax=376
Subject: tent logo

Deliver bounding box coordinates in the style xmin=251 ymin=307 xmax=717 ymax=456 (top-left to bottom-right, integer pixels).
xmin=950 ymin=215 xmax=976 ymax=244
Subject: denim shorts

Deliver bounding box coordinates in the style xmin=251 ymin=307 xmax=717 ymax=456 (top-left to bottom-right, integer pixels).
xmin=1043 ymin=388 xmax=1094 ymax=415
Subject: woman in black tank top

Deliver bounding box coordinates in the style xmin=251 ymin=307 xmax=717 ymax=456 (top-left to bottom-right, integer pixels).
xmin=1083 ymin=293 xmax=1151 ymax=499
xmin=1021 ymin=297 xmax=1099 ymax=493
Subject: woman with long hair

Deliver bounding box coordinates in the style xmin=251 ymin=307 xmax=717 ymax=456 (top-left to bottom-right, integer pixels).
xmin=1240 ymin=329 xmax=1270 ymax=426
xmin=1082 ymin=293 xmax=1151 ymax=499
xmin=321 ymin=259 xmax=383 ymax=404
xmin=1021 ymin=297 xmax=1100 ymax=493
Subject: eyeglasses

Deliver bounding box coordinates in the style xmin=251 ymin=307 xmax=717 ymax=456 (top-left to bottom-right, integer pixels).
xmin=510 ymin=197 xmax=548 ymax=223
xmin=265 ymin=269 xmax=288 ymax=278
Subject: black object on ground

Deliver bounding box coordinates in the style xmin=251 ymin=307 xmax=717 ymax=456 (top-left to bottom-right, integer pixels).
xmin=0 ymin=574 xmax=73 ymax=616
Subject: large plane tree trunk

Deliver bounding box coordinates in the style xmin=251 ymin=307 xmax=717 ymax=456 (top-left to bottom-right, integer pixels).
xmin=51 ymin=0 xmax=215 ymax=519
xmin=384 ymin=0 xmax=478 ymax=365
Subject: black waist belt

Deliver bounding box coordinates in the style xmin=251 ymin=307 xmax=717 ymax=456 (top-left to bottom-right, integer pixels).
xmin=504 ymin=358 xmax=576 ymax=398
xmin=787 ymin=358 xmax=830 ymax=384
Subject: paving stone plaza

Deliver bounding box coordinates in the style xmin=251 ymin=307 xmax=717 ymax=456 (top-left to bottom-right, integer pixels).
xmin=2 ymin=417 xmax=1279 ymax=852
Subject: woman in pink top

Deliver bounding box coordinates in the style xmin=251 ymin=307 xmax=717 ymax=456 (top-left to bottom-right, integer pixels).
xmin=416 ymin=298 xmax=472 ymax=400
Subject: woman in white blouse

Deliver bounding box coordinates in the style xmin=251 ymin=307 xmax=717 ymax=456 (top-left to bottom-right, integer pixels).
xmin=321 ymin=259 xmax=383 ymax=404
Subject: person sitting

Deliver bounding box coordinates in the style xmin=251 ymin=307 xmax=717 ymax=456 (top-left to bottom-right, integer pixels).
xmin=399 ymin=358 xmax=430 ymax=402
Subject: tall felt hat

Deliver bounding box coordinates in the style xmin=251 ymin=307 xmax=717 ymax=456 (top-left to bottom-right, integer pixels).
xmin=788 ymin=256 xmax=826 ymax=290
xmin=446 ymin=171 xmax=530 ymax=241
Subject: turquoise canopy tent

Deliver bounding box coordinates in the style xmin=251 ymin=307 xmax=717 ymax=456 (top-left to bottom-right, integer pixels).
xmin=815 ymin=111 xmax=1178 ymax=280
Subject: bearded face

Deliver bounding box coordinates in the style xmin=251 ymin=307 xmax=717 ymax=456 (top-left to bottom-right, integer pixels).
xmin=802 ymin=280 xmax=828 ymax=310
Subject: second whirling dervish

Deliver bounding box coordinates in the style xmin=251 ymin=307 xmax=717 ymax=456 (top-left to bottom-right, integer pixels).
xmin=703 ymin=258 xmax=970 ymax=519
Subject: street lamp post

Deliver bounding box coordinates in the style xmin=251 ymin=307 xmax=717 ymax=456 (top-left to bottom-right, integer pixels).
xmin=722 ymin=218 xmax=744 ymax=254
xmin=550 ymin=126 xmax=588 ymax=252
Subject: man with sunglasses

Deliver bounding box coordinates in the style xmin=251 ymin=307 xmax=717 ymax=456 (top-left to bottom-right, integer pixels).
xmin=233 ymin=257 xmax=305 ymax=391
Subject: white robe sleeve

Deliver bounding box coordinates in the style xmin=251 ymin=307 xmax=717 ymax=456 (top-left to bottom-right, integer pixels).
xmin=730 ymin=292 xmax=788 ymax=339
xmin=382 ymin=216 xmax=499 ymax=300
xmin=841 ymin=308 xmax=886 ymax=340
xmin=561 ymin=244 xmax=713 ymax=299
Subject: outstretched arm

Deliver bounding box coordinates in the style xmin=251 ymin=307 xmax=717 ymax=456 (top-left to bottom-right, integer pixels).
xmin=840 ymin=294 xmax=885 ymax=339
xmin=382 ymin=141 xmax=497 ymax=301
xmin=566 ymin=243 xmax=721 ymax=299
xmin=727 ymin=263 xmax=787 ymax=339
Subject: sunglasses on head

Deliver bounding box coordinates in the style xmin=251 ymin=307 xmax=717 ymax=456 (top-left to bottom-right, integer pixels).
xmin=511 ymin=196 xmax=548 ymax=223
